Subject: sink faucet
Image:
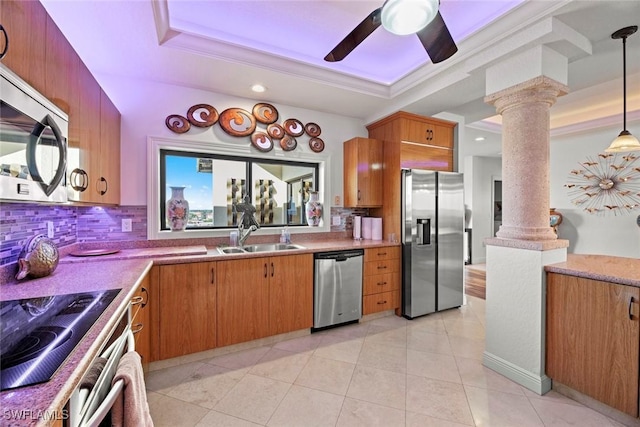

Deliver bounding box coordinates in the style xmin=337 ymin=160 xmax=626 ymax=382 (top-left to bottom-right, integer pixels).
xmin=234 ymin=195 xmax=260 ymax=246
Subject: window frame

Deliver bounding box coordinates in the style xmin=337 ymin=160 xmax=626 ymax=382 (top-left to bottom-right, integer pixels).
xmin=147 ymin=136 xmax=330 ymax=240
xmin=159 ymin=149 xmax=319 ymax=231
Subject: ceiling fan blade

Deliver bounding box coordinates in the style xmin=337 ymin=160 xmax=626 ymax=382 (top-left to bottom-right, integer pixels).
xmin=324 ymin=8 xmax=382 ymax=62
xmin=416 ymin=11 xmax=458 ymax=64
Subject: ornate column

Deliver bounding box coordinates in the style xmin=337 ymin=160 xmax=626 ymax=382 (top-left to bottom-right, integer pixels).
xmin=485 ymin=76 xmax=568 ymax=241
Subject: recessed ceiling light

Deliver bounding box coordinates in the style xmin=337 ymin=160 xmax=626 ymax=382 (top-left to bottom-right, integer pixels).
xmin=251 ymin=84 xmax=267 ymax=93
xmin=475 ymin=136 xmax=485 ymax=141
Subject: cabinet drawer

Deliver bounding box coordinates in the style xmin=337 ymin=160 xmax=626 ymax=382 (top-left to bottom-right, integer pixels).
xmin=365 ymin=259 xmax=398 ymax=276
xmin=364 ymin=246 xmax=400 ymax=262
xmin=363 ymin=272 xmax=400 ymax=295
xmin=363 ymin=291 xmax=399 ymax=315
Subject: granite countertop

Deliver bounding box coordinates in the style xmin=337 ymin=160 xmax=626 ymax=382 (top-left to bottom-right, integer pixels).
xmin=0 ymin=259 xmax=152 ymax=427
xmin=0 ymin=237 xmax=397 ymax=426
xmin=545 ymin=253 xmax=640 ymax=287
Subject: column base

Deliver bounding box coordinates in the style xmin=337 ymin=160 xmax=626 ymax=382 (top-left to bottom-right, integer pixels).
xmin=496 ymin=224 xmax=557 ymax=241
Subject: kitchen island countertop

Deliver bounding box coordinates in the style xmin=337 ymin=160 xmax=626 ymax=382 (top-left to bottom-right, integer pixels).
xmin=545 ymin=253 xmax=640 ymax=287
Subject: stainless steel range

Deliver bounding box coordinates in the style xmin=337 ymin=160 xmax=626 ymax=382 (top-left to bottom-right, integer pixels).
xmin=0 ymin=289 xmax=120 ymax=391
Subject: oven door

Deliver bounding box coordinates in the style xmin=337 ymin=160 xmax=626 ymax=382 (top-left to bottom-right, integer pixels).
xmin=0 ymin=64 xmax=68 ymax=203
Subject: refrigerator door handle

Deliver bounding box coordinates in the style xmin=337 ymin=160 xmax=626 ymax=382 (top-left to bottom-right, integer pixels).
xmin=417 ymin=218 xmax=431 ymax=245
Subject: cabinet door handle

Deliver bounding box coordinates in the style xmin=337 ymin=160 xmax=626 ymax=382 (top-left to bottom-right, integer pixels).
xmin=629 ymin=296 xmax=634 ymax=320
xmin=210 ymin=268 xmax=215 ymax=284
xmin=377 ymin=282 xmax=386 ymax=286
xmin=0 ymin=24 xmax=8 ymax=60
xmin=377 ymin=300 xmax=387 ymax=305
xmin=97 ymin=177 xmax=108 ymax=195
xmin=132 ymin=323 xmax=144 ymax=334
xmin=271 ymin=262 xmax=274 ymax=277
xmin=264 ymin=263 xmax=267 ymax=278
xmin=140 ymin=287 xmax=148 ymax=308
xmin=377 ymin=252 xmax=387 ymax=256
xmin=357 ymin=189 xmax=361 ymax=201
xmin=377 ymin=265 xmax=387 ymax=269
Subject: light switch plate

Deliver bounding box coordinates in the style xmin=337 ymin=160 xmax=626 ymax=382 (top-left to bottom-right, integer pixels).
xmin=122 ymin=218 xmax=132 ymax=232
xmin=332 ymin=216 xmax=341 ymax=226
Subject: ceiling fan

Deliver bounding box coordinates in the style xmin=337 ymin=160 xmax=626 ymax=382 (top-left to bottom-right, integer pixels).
xmin=324 ymin=0 xmax=457 ymax=64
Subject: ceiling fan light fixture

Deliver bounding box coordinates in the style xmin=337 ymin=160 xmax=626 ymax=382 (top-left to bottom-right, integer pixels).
xmin=606 ymin=25 xmax=639 ymax=153
xmin=381 ymin=0 xmax=438 ymax=36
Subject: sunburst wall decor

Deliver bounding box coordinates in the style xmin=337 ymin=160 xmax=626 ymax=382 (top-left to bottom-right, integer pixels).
xmin=565 ymin=152 xmax=640 ymax=216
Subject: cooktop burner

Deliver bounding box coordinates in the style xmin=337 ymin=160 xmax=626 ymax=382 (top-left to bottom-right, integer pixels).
xmin=0 ymin=289 xmax=120 ymax=391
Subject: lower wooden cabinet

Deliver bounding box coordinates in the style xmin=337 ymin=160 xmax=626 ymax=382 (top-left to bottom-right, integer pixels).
xmin=362 ymin=246 xmax=401 ymax=315
xmin=156 ymin=262 xmax=217 ymax=360
xmin=216 ymin=254 xmax=313 ymax=347
xmin=546 ymin=272 xmax=640 ymax=417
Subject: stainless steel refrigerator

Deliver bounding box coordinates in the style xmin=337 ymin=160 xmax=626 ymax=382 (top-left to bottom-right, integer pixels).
xmin=401 ymin=169 xmax=464 ymax=319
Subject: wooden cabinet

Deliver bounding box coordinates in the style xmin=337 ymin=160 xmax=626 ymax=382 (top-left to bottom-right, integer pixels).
xmin=217 ymin=254 xmax=313 ymax=347
xmin=343 ymin=137 xmax=383 ymax=208
xmin=546 ymin=272 xmax=640 ymax=417
xmin=1 ymin=0 xmax=121 ymax=205
xmin=269 ymin=254 xmax=314 ymax=335
xmin=367 ymin=111 xmax=456 ymax=149
xmin=0 ymin=0 xmax=47 ymax=94
xmin=156 ymin=262 xmax=217 ymax=360
xmin=362 ymin=246 xmax=401 ymax=315
xmin=131 ymin=274 xmax=151 ymax=370
xmin=366 ymin=111 xmax=456 ymax=239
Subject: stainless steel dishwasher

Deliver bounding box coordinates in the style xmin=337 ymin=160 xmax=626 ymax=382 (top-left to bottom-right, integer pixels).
xmin=313 ymin=249 xmax=364 ymax=329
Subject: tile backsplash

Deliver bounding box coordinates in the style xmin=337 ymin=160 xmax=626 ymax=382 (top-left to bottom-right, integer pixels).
xmin=0 ymin=203 xmax=367 ymax=266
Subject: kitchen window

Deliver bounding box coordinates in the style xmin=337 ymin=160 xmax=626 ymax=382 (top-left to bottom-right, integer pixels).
xmin=159 ymin=149 xmax=319 ymax=231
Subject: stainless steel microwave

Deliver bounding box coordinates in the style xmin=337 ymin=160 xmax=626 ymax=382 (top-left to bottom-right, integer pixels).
xmin=0 ymin=64 xmax=68 ymax=203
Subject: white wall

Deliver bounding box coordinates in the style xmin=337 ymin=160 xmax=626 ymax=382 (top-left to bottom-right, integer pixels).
xmin=550 ymin=124 xmax=640 ymax=258
xmin=99 ymin=75 xmax=367 ymax=208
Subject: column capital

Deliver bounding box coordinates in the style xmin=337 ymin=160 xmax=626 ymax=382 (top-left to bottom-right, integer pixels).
xmin=485 ymin=76 xmax=569 ymax=115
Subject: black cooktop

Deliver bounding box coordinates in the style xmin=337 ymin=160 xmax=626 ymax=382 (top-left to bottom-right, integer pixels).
xmin=0 ymin=289 xmax=120 ymax=391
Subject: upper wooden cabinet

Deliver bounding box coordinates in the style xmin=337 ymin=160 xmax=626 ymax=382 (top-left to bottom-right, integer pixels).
xmin=0 ymin=0 xmax=47 ymax=94
xmin=367 ymin=111 xmax=456 ymax=149
xmin=343 ymin=137 xmax=383 ymax=208
xmin=1 ymin=0 xmax=121 ymax=205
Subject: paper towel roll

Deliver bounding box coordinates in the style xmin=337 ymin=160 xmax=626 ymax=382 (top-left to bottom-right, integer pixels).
xmin=353 ymin=216 xmax=361 ymax=240
xmin=362 ymin=217 xmax=372 ymax=239
xmin=372 ymin=218 xmax=382 ymax=240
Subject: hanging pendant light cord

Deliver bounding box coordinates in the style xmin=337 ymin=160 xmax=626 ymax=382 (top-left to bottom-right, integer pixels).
xmin=622 ymin=34 xmax=628 ymax=132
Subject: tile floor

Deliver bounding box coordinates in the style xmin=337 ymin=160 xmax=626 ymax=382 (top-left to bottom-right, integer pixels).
xmin=145 ymin=296 xmax=624 ymax=426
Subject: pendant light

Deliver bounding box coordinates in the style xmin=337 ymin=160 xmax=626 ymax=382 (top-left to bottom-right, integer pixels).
xmin=606 ymin=26 xmax=640 ymax=152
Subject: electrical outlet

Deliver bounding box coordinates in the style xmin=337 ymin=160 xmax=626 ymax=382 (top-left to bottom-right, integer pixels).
xmin=47 ymin=221 xmax=54 ymax=238
xmin=334 ymin=196 xmax=340 ymax=205
xmin=332 ymin=216 xmax=341 ymax=226
xmin=121 ymin=218 xmax=132 ymax=232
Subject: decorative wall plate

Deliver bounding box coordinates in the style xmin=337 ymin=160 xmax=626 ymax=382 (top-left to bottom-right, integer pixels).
xmin=304 ymin=122 xmax=321 ymax=137
xmin=251 ymin=132 xmax=274 ymax=152
xmin=252 ymin=103 xmax=279 ymax=124
xmin=309 ymin=137 xmax=325 ymax=153
xmin=165 ymin=115 xmax=191 ymax=134
xmin=283 ymin=118 xmax=304 ymax=137
xmin=565 ymin=152 xmax=640 ymax=216
xmin=267 ymin=123 xmax=285 ymax=139
xmin=280 ymin=135 xmax=297 ymax=151
xmin=187 ymin=104 xmax=219 ymax=127
xmin=219 ymin=108 xmax=257 ymax=137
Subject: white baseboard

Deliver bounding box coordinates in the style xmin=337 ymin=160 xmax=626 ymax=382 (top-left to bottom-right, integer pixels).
xmin=483 ymin=351 xmax=551 ymax=395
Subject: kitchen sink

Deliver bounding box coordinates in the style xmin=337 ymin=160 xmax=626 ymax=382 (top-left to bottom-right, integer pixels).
xmin=243 ymin=243 xmax=305 ymax=252
xmin=216 ymin=247 xmax=247 ymax=255
xmin=216 ymin=243 xmax=305 ymax=255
